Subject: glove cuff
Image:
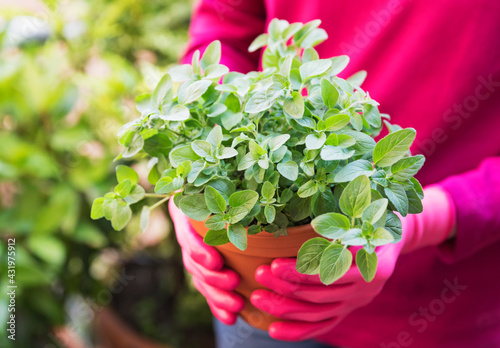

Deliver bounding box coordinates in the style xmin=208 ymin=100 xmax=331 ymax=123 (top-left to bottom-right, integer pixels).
xmin=402 ymin=185 xmax=456 ymax=253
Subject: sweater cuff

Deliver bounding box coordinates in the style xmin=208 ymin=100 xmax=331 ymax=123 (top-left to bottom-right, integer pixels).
xmin=436 ymin=176 xmax=485 ymax=263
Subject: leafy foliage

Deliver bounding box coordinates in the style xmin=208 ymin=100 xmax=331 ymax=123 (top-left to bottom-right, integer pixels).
xmin=93 ymin=19 xmax=425 ymax=285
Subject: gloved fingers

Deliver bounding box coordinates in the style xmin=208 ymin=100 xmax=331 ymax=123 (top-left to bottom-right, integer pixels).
xmin=169 ymin=198 xmax=224 ymax=271
xmin=268 ymin=316 xmax=341 ymax=341
xmin=206 ymin=298 xmax=238 ymax=326
xmin=250 ymin=289 xmax=342 ymax=322
xmin=183 ymin=252 xmax=240 ymax=291
xmin=255 ymin=265 xmax=353 ymax=303
xmin=192 ymin=276 xmax=245 ymax=313
xmin=270 ymin=258 xmax=356 ymax=285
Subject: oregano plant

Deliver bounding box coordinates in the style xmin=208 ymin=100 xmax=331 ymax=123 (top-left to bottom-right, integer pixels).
xmin=91 ymin=19 xmax=425 ymax=285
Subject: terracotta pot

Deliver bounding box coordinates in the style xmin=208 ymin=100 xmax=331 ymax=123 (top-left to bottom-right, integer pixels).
xmin=94 ymin=307 xmax=171 ymax=348
xmin=189 ymin=219 xmax=319 ymax=331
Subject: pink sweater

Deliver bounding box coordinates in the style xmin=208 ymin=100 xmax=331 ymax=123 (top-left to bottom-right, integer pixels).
xmin=182 ymin=1 xmax=500 ymax=346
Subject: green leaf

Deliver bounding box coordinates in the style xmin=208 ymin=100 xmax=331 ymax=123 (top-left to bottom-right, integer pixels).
xmin=299 ymin=59 xmax=332 ymax=80
xmin=91 ymin=197 xmax=105 ymax=219
xmin=264 ymin=205 xmax=276 ymax=223
xmin=205 ymin=215 xmax=226 ymax=230
xmin=218 ymin=147 xmax=238 ymax=159
xmin=204 ymin=229 xmax=230 ymax=246
xmin=321 ymin=78 xmax=339 ymax=108
xmin=320 ymin=146 xmax=354 ymax=161
xmin=229 ymin=190 xmax=259 ymax=211
xmin=140 ymin=206 xmax=150 ymax=232
xmin=205 ymin=186 xmax=228 ymax=214
xmin=170 ymin=145 xmax=201 ymax=167
xmin=27 ymin=236 xmax=66 ymax=268
xmin=261 ymin=181 xmax=276 ymax=201
xmin=111 ymin=202 xmax=132 ymax=230
xmin=122 ymin=133 xmax=144 ymax=158
xmin=179 ymin=194 xmax=211 ymax=221
xmin=207 ymin=125 xmax=223 ymax=148
xmin=191 ymin=140 xmax=212 ymax=158
xmin=245 ymin=91 xmax=275 ymax=114
xmin=305 ymin=133 xmax=326 ymax=150
xmin=391 ymin=155 xmax=425 ymax=181
xmin=339 ymin=175 xmax=371 ymax=218
xmin=297 ymin=180 xmax=318 ymax=198
xmin=312 ymin=189 xmax=337 ymax=216
xmin=384 ymin=182 xmax=409 ymax=217
xmin=163 ymin=104 xmax=190 ymax=121
xmin=334 ymin=160 xmax=375 ymax=183
xmin=249 ymin=140 xmax=266 ymax=158
xmin=125 ymin=184 xmax=146 ymax=204
xmin=325 ymin=114 xmax=350 ymax=131
xmin=384 ymin=211 xmax=402 ymax=242
xmin=363 ymin=104 xmax=381 ymax=128
xmin=238 ymin=153 xmax=257 ymax=171
xmin=406 ymin=188 xmax=424 ymax=214
xmin=155 ymin=176 xmax=183 ymax=194
xmin=227 ymin=206 xmax=249 ymax=224
xmin=296 ymin=237 xmax=330 ymax=275
xmin=277 ymin=161 xmax=298 ymax=181
xmin=116 ymin=165 xmax=139 ymax=185
xmin=115 ymin=179 xmax=132 ymax=197
xmin=288 ymin=195 xmax=312 ymax=222
xmin=152 ymin=73 xmax=173 ymax=108
xmin=329 ymin=55 xmax=349 ymax=76
xmin=168 ymin=64 xmax=192 ymax=82
xmin=301 ymin=28 xmax=328 ymax=48
xmin=362 ymin=198 xmax=388 ymax=224
xmin=269 ymin=134 xmax=290 ymax=151
xmin=319 ymin=244 xmax=352 ymax=285
xmin=372 ymin=227 xmax=394 ymax=246
xmin=200 ymin=40 xmax=221 ymax=70
xmin=283 ymin=91 xmax=305 ymax=119
xmin=341 ymin=228 xmax=366 ymax=245
xmin=373 ymin=129 xmax=416 ymax=167
xmin=249 ymin=33 xmax=269 ymax=52
xmin=347 ymin=70 xmax=367 ymax=86
xmin=178 ymin=80 xmax=212 ymax=105
xmin=341 ymin=130 xmax=376 ymax=154
xmin=311 ymin=213 xmax=350 ymax=239
xmin=205 ymin=64 xmax=229 ymax=79
xmin=206 ymin=178 xmax=236 ymax=201
xmin=208 ymin=103 xmax=228 ymax=117
xmin=221 ymin=111 xmax=243 ymax=130
xmin=228 ymin=223 xmax=247 ymax=251
xmin=356 ymin=249 xmax=377 ymax=282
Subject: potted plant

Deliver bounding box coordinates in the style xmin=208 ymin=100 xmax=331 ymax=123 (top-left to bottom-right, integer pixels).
xmin=91 ymin=19 xmax=425 ymax=330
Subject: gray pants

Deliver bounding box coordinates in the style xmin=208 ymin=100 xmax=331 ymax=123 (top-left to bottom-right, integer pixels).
xmin=213 ymin=317 xmax=335 ymax=348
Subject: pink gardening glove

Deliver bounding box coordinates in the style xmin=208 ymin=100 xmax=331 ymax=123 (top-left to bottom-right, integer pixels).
xmin=168 ymin=198 xmax=244 ymax=324
xmin=250 ymin=186 xmax=456 ymax=341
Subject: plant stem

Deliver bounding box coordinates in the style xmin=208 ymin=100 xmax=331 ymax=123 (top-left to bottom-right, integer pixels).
xmin=144 ymin=193 xmax=170 ymax=198
xmin=149 ymin=196 xmax=170 ymax=210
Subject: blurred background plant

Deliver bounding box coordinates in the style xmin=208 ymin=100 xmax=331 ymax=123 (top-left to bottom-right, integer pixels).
xmin=0 ymin=0 xmax=214 ymax=347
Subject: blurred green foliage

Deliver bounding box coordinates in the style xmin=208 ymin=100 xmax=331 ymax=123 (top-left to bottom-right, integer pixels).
xmin=0 ymin=0 xmax=211 ymax=347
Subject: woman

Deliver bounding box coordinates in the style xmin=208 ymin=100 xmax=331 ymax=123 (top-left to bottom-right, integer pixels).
xmin=169 ymin=0 xmax=500 ymax=347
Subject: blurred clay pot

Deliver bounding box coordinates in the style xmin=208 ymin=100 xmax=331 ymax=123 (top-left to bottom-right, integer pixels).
xmin=189 ymin=218 xmax=319 ymax=331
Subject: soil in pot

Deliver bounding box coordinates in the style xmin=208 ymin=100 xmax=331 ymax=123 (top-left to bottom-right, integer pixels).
xmin=189 ymin=218 xmax=320 ymax=331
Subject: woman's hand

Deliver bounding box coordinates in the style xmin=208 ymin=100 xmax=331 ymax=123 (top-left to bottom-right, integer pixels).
xmin=250 ymin=242 xmax=404 ymax=341
xmin=250 ymin=186 xmax=456 ymax=341
xmin=169 ymin=198 xmax=245 ymax=324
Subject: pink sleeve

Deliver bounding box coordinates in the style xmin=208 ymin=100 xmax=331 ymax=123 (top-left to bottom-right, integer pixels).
xmin=181 ymin=0 xmax=267 ymax=73
xmin=437 ymin=157 xmax=500 ymax=262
